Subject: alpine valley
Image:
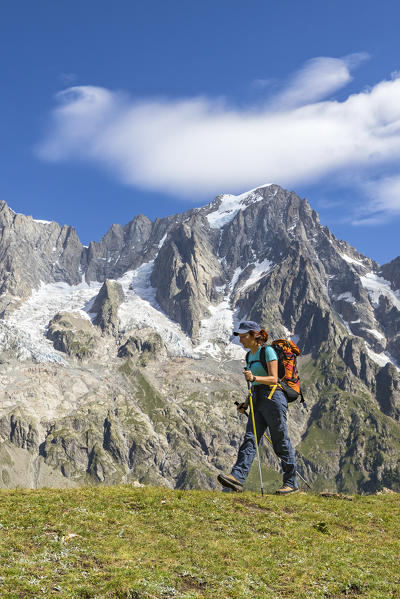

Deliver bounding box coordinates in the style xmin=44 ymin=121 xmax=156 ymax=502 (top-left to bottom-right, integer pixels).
xmin=0 ymin=184 xmax=399 ymax=494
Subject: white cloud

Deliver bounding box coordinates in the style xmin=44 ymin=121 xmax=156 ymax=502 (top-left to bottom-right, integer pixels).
xmin=268 ymin=53 xmax=368 ymax=109
xmin=356 ymin=175 xmax=400 ymax=224
xmin=371 ymin=176 xmax=400 ymax=213
xmin=37 ymin=55 xmax=400 ymax=222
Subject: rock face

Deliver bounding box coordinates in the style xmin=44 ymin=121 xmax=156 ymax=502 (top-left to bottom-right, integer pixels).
xmin=151 ymin=217 xmax=222 ymax=338
xmin=0 ymin=184 xmax=400 ymax=493
xmin=0 ymin=201 xmax=83 ymax=316
xmin=91 ymin=280 xmax=125 ymax=335
xmin=118 ymin=329 xmax=165 ymax=365
xmin=0 ymin=358 xmax=246 ymax=490
xmin=81 ymin=213 xmax=187 ymax=284
xmin=47 ymin=312 xmax=101 ymax=360
xmin=381 ymin=256 xmax=400 ymax=291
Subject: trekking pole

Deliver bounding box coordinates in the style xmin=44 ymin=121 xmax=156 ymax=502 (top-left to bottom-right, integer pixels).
xmin=234 ymin=401 xmax=311 ymax=490
xmin=246 ymin=379 xmax=264 ymax=496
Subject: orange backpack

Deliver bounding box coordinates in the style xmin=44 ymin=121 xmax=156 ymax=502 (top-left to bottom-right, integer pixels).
xmin=246 ymin=338 xmax=304 ymax=403
xmin=271 ymin=339 xmax=304 ymax=403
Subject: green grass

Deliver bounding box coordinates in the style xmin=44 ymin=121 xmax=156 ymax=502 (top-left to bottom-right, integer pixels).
xmin=0 ymin=486 xmax=399 ymax=598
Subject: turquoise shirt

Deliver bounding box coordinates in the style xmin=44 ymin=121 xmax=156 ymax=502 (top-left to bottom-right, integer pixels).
xmin=247 ymin=345 xmax=278 ymax=386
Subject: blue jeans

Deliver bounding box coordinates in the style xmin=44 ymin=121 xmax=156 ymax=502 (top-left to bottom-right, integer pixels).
xmin=231 ymin=386 xmax=298 ymax=489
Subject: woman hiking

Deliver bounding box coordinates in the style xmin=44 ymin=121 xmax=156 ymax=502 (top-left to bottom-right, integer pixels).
xmin=218 ymin=321 xmax=298 ymax=495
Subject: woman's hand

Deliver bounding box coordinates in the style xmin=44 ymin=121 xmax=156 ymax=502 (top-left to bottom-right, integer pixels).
xmin=237 ymin=401 xmax=249 ymax=414
xmin=244 ymin=369 xmax=254 ymax=382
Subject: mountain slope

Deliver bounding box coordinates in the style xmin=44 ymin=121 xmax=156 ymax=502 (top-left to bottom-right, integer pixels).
xmin=0 ymin=184 xmax=399 ymax=493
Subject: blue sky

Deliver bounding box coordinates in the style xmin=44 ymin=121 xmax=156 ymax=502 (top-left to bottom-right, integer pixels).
xmin=1 ymin=1 xmax=400 ymax=264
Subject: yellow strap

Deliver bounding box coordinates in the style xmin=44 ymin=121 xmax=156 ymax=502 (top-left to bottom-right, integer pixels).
xmin=267 ymin=384 xmax=277 ymax=400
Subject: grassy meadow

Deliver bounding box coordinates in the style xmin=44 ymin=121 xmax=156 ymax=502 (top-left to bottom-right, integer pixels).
xmin=0 ymin=485 xmax=399 ymax=598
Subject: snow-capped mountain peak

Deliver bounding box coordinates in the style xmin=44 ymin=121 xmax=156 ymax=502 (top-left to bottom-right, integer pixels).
xmin=206 ymin=183 xmax=274 ymax=228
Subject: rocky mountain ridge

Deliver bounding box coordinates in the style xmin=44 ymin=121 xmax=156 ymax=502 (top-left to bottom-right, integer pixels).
xmin=0 ymin=185 xmax=399 ymax=493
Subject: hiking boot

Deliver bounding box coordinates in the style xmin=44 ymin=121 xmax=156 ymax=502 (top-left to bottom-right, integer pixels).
xmin=217 ymin=473 xmax=243 ymax=492
xmin=275 ymin=485 xmax=298 ymax=495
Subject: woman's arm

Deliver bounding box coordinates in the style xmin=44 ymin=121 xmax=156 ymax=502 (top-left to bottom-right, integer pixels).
xmin=244 ymin=360 xmax=278 ymax=385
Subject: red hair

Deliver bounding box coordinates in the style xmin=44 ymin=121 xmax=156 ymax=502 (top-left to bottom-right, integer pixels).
xmin=249 ymin=329 xmax=269 ymax=345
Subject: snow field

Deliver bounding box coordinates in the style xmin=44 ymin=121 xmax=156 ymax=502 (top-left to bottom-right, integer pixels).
xmin=0 ymin=259 xmax=241 ymax=363
xmin=117 ymin=263 xmax=193 ymax=357
xmin=336 ymin=291 xmax=357 ymax=303
xmin=2 ymin=279 xmax=102 ymax=363
xmin=340 ymin=253 xmax=366 ymax=267
xmin=360 ymin=272 xmax=400 ymax=310
xmin=194 ymin=300 xmax=243 ymax=361
xmin=206 ymin=185 xmax=272 ymax=229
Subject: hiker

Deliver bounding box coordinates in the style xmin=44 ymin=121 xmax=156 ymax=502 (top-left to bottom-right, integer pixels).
xmin=218 ymin=321 xmax=298 ymax=495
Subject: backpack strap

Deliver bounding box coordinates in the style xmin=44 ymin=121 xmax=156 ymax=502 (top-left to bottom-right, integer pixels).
xmin=247 ymin=345 xmax=281 ymax=400
xmin=246 ymin=346 xmax=269 ymax=374
xmin=259 ymin=345 xmax=268 ymax=373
